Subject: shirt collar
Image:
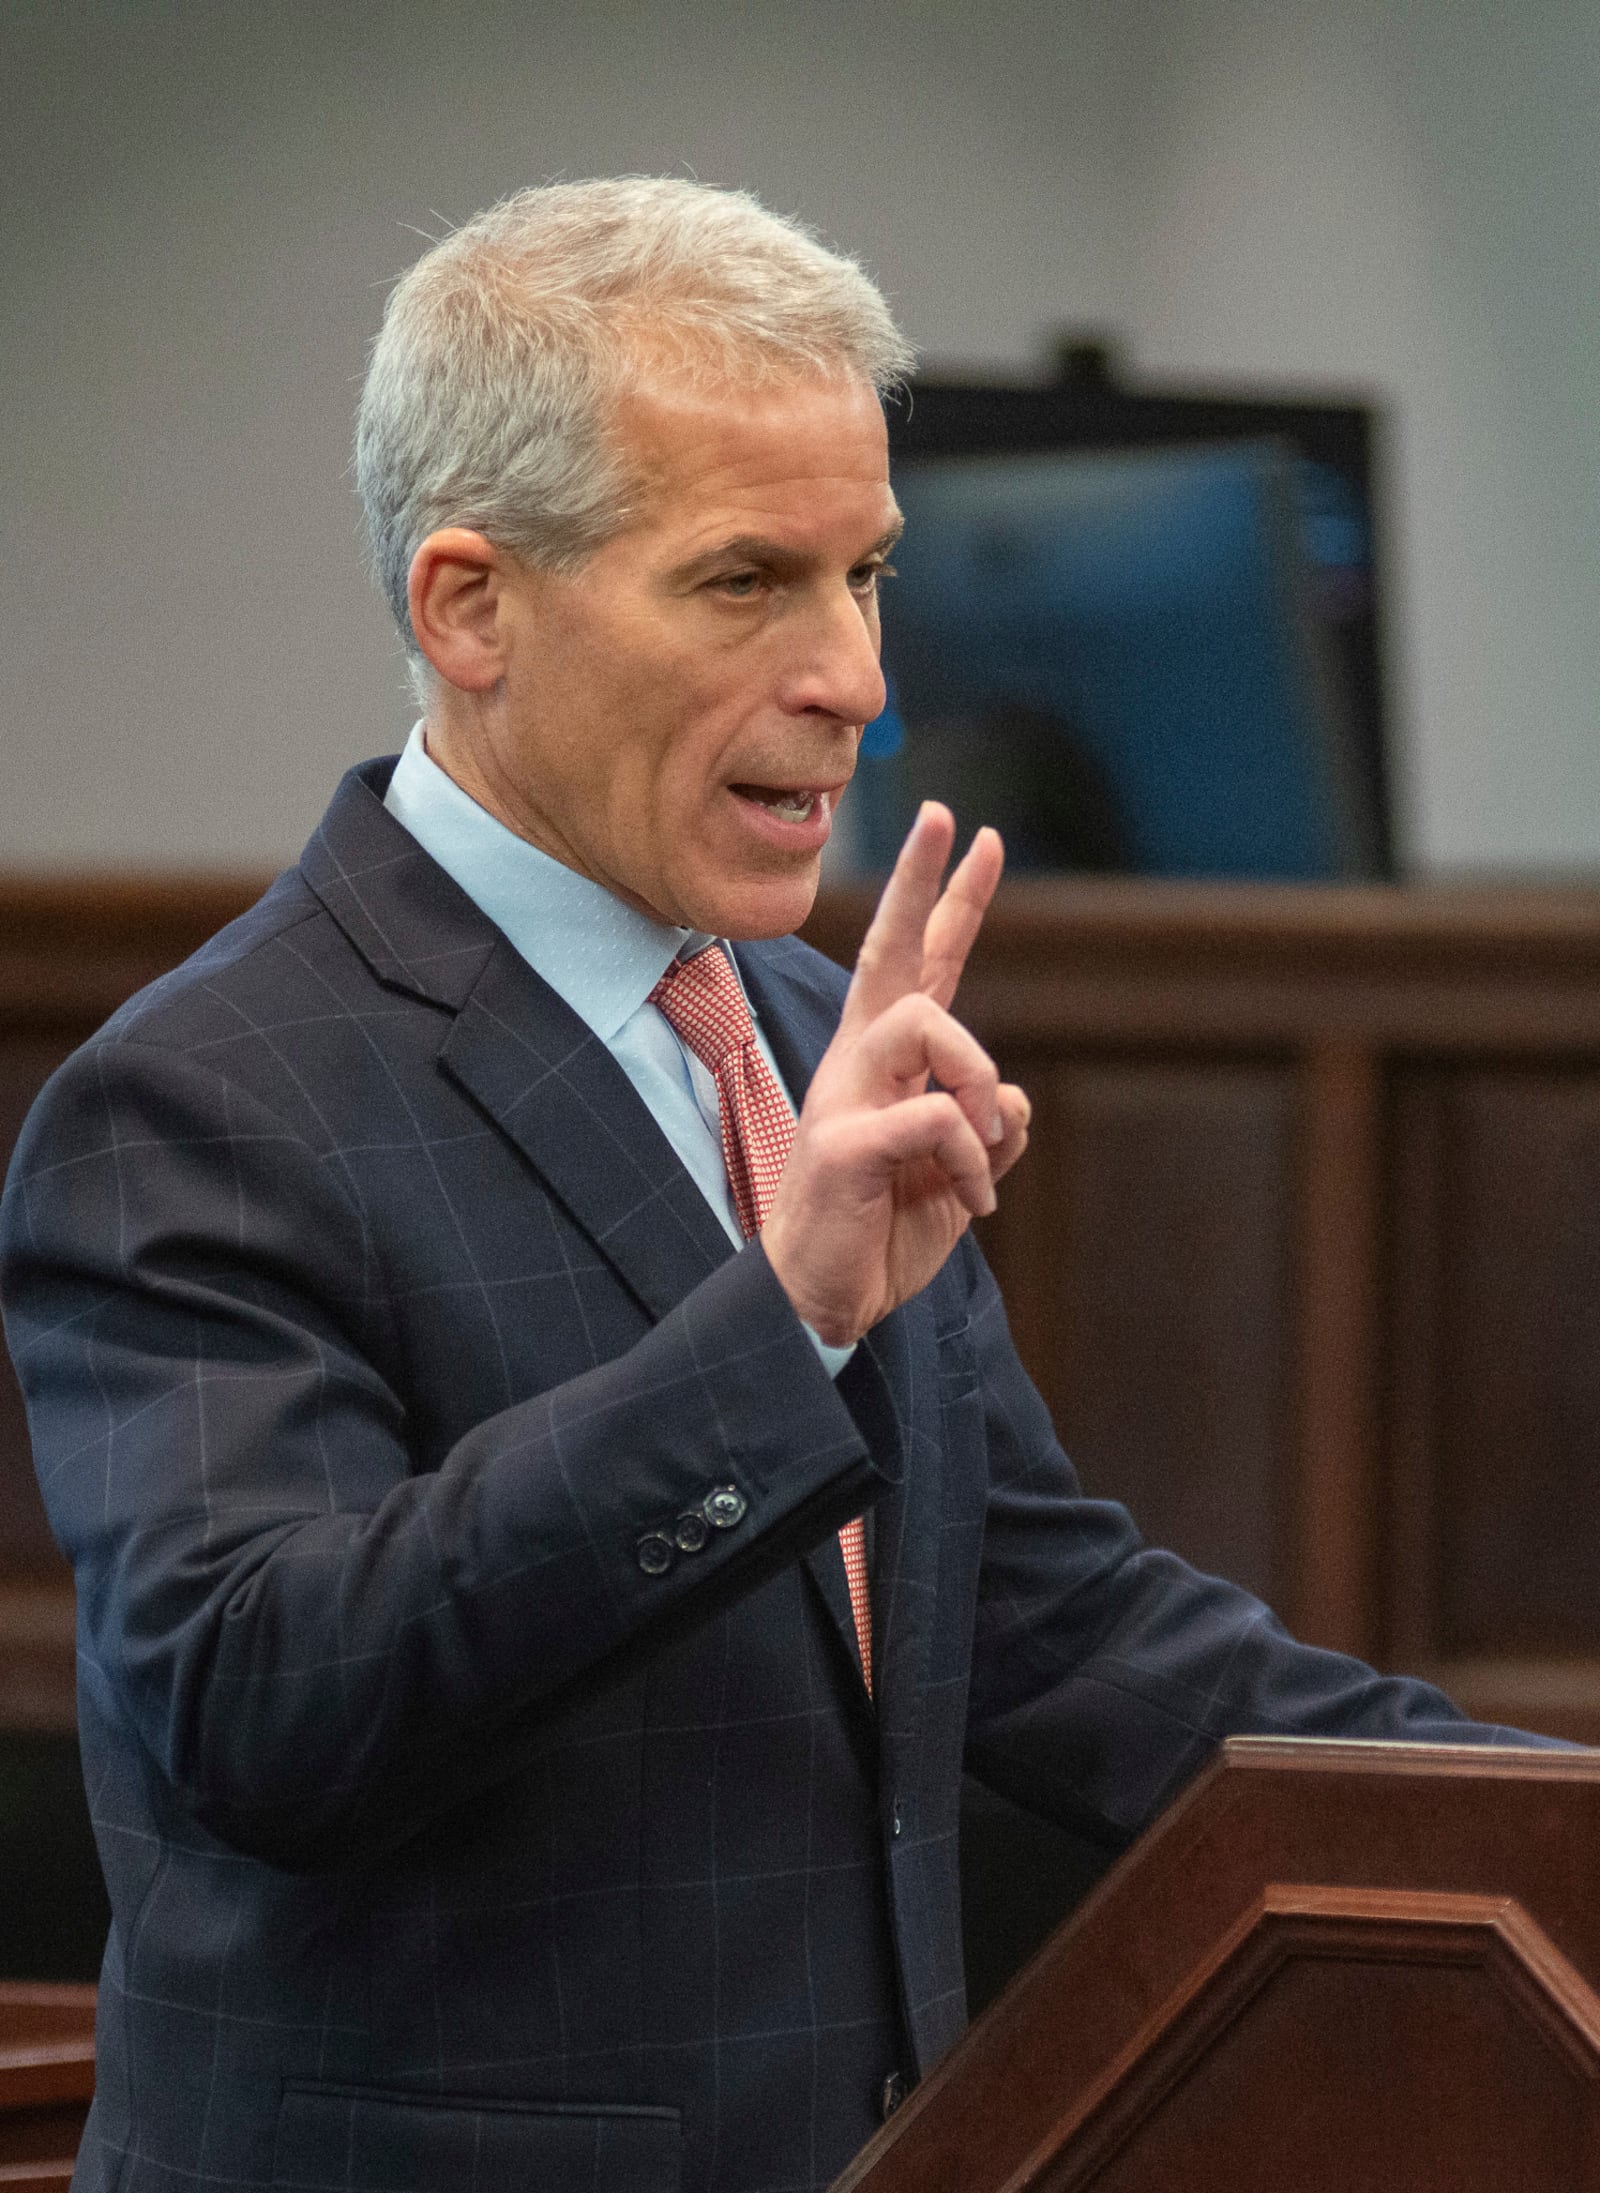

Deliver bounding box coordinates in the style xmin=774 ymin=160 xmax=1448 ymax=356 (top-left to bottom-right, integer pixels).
xmin=383 ymin=723 xmax=705 ymax=1041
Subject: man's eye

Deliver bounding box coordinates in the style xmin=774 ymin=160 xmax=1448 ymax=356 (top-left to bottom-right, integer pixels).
xmin=715 ymin=571 xmax=764 ymax=598
xmin=851 ymin=560 xmax=896 ymax=593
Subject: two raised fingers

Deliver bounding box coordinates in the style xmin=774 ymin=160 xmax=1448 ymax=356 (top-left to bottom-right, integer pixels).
xmin=839 ymin=803 xmax=954 ymax=1035
xmin=842 ymin=804 xmax=1003 ymax=1035
xmin=824 ymin=801 xmax=1024 ymax=1209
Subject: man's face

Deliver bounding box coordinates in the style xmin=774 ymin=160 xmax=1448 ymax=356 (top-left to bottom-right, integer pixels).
xmin=454 ymin=370 xmax=900 ymax=938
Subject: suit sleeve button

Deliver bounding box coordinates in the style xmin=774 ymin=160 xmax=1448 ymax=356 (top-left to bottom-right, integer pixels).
xmin=674 ymin=1510 xmax=711 ymax=1554
xmin=636 ymin=1532 xmax=676 ymax=1576
xmin=703 ymin=1485 xmax=747 ymax=1530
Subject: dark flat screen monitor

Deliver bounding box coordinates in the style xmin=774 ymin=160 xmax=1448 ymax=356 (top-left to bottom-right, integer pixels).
xmin=844 ymin=366 xmax=1392 ymax=881
xmin=850 ymin=439 xmax=1381 ymax=880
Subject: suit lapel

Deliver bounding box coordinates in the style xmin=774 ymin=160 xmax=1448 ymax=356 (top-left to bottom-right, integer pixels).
xmin=439 ymin=941 xmax=734 ymax=1321
xmin=304 ymin=775 xmax=941 ymax=1727
xmin=735 ymin=934 xmax=839 ymax=1109
xmin=302 ymin=759 xmax=733 ymax=1321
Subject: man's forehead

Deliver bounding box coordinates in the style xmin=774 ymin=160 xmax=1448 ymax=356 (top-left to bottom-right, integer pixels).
xmin=610 ymin=369 xmax=893 ymax=523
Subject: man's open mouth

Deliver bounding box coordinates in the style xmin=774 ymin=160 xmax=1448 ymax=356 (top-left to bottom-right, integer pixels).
xmin=730 ymin=785 xmax=832 ymax=825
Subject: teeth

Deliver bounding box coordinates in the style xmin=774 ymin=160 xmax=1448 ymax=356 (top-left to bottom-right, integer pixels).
xmin=747 ymin=787 xmax=821 ymax=823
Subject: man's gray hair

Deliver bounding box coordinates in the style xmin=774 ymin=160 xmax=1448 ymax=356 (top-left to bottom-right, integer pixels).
xmin=355 ymin=177 xmax=915 ymax=660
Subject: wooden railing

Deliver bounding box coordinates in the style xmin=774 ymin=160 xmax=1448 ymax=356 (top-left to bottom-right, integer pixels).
xmin=806 ymin=875 xmax=1600 ymax=1743
xmin=7 ymin=872 xmax=1600 ymax=1740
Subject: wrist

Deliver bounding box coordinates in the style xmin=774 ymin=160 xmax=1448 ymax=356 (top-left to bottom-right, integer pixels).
xmin=761 ymin=1221 xmax=861 ymax=1349
xmin=802 ymin=1320 xmax=858 ymax=1377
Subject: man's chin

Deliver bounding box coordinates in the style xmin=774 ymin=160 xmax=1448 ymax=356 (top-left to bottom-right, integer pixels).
xmin=689 ymin=861 xmax=823 ymax=943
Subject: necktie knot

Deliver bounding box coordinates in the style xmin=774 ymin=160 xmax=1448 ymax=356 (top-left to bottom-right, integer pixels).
xmin=649 ymin=946 xmax=753 ymax=1077
xmin=649 ymin=946 xmax=789 ymax=1241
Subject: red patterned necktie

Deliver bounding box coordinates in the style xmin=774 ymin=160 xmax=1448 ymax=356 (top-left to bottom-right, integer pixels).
xmin=650 ymin=944 xmax=873 ymax=1694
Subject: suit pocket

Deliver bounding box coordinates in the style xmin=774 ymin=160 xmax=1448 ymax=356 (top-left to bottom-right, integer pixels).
xmin=273 ymin=2081 xmax=681 ymax=2192
xmin=935 ymin=1315 xmax=979 ymax=1405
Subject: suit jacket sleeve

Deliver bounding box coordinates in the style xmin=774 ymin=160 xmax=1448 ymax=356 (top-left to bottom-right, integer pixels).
xmin=958 ymin=1242 xmax=1542 ymax=1849
xmin=0 ymin=1037 xmax=885 ymax=1869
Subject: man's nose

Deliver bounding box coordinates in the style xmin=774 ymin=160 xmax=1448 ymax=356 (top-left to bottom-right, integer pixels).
xmin=781 ymin=588 xmax=888 ymax=727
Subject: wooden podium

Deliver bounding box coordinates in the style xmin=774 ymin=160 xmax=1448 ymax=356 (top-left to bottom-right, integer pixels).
xmin=834 ymin=1739 xmax=1600 ymax=2192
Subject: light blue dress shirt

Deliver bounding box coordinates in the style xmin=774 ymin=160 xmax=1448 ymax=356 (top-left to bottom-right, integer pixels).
xmin=384 ymin=724 xmax=853 ymax=1375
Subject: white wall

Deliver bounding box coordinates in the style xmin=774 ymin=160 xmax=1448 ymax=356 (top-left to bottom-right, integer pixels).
xmin=0 ymin=0 xmax=1122 ymax=869
xmin=3 ymin=0 xmax=1597 ymax=873
xmin=1108 ymin=0 xmax=1600 ymax=870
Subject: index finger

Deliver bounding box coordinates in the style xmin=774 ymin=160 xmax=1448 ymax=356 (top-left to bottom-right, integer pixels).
xmin=839 ymin=801 xmax=957 ymax=1034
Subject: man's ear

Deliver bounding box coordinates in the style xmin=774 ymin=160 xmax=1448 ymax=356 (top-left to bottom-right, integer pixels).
xmin=407 ymin=528 xmax=509 ymax=693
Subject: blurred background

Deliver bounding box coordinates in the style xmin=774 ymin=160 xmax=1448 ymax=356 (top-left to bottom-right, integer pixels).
xmin=5 ymin=0 xmax=1600 ymax=875
xmin=4 ymin=0 xmax=1600 ymax=2028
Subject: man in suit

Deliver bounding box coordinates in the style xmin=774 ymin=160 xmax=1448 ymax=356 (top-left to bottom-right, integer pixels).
xmin=0 ymin=179 xmax=1525 ymax=2193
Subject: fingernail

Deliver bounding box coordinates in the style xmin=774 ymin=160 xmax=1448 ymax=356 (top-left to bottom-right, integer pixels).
xmin=987 ymin=1113 xmax=1004 ymax=1145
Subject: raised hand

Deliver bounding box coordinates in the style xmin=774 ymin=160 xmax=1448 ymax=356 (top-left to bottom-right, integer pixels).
xmin=761 ymin=803 xmax=1031 ymax=1346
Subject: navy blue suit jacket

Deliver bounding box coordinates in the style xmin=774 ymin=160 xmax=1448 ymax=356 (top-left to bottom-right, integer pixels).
xmin=0 ymin=760 xmax=1515 ymax=2193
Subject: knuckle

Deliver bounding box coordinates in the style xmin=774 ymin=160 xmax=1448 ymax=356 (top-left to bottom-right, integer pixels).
xmin=932 ymin=1089 xmax=965 ymax=1127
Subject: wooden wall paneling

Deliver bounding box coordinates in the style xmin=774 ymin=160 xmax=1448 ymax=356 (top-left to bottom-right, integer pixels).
xmin=962 ymin=1040 xmax=1302 ymax=1995
xmin=1000 ymin=1056 xmax=1295 ymax=1607
xmin=10 ymin=873 xmax=1600 ymax=1749
xmin=804 ymin=877 xmax=1600 ymax=1748
xmin=1382 ymin=1069 xmax=1447 ymax=1674
xmin=1288 ymin=1039 xmax=1384 ymax=1655
xmin=0 ymin=878 xmax=265 ymax=1026
xmin=1433 ymin=1068 xmax=1600 ymax=1657
xmin=966 ymin=1044 xmax=1064 ymax=1418
xmin=1383 ymin=1063 xmax=1600 ymax=1742
xmin=0 ymin=1593 xmax=78 ymax=1737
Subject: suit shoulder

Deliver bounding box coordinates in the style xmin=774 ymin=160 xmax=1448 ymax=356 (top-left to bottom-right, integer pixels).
xmin=89 ymin=868 xmax=352 ymax=1057
xmin=740 ymin=931 xmax=851 ymax=1013
xmin=21 ymin=867 xmax=410 ymax=1169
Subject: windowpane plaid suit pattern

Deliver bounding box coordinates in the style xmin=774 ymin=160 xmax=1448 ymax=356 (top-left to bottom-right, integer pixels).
xmin=0 ymin=760 xmax=1518 ymax=2193
xmin=649 ymin=944 xmax=873 ymax=1690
